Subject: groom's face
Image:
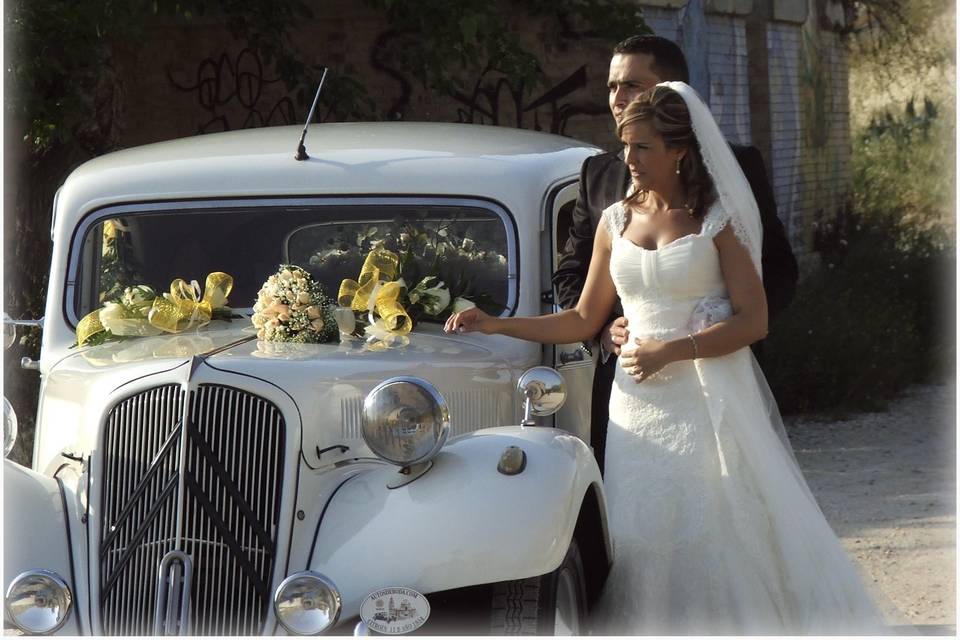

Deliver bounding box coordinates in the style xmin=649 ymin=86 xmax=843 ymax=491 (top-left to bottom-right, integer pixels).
xmin=608 ymin=53 xmax=663 ymax=126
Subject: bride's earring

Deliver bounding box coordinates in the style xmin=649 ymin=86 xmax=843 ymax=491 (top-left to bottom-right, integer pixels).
xmin=675 ymin=158 xmax=682 ymax=175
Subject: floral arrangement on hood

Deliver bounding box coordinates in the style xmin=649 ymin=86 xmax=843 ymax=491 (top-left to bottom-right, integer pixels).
xmin=75 ymin=273 xmax=234 ymax=347
xmin=252 ymin=265 xmax=338 ymax=343
xmin=337 ymin=247 xmax=477 ymax=349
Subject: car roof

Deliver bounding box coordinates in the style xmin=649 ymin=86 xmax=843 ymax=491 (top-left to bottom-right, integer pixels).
xmin=56 ymin=123 xmax=601 ymax=224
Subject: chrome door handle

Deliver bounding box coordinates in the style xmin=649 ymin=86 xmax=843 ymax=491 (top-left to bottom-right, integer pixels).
xmin=559 ymin=349 xmax=584 ymax=365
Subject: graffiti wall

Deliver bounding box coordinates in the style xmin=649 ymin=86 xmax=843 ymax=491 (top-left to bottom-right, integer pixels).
xmin=113 ymin=0 xmax=851 ymax=256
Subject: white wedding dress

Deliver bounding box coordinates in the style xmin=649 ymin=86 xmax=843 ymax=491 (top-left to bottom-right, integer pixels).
xmin=591 ymin=200 xmax=886 ymax=635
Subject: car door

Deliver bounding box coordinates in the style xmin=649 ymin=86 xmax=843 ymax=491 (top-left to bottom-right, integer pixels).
xmin=541 ymin=181 xmax=596 ymax=444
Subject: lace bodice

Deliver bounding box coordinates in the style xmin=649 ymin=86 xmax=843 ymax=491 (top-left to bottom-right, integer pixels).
xmin=603 ymin=201 xmax=728 ymax=340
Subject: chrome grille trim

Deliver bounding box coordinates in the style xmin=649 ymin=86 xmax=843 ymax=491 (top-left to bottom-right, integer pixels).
xmin=341 ymin=387 xmax=502 ymax=440
xmin=99 ymin=384 xmax=285 ymax=635
xmin=448 ymin=389 xmax=501 ymax=436
xmin=100 ymin=385 xmax=182 ymax=635
xmin=340 ymin=396 xmax=364 ymax=439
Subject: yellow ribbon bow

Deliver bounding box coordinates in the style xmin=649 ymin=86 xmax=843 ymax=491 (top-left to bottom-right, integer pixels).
xmin=148 ymin=272 xmax=233 ymax=333
xmin=338 ymin=248 xmax=412 ymax=336
xmin=75 ymin=272 xmax=233 ymax=347
xmin=76 ymin=311 xmax=106 ymax=347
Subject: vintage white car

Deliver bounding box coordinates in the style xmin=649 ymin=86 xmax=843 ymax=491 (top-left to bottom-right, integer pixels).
xmin=4 ymin=122 xmax=612 ymax=635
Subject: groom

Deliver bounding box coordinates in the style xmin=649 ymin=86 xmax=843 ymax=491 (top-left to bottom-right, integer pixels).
xmin=553 ymin=35 xmax=799 ymax=474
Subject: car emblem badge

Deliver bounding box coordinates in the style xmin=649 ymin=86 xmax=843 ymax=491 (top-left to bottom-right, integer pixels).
xmin=360 ymin=587 xmax=430 ymax=635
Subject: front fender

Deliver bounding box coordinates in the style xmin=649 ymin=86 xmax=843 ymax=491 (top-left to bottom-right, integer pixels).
xmin=3 ymin=460 xmax=80 ymax=634
xmin=308 ymin=426 xmax=606 ymax=617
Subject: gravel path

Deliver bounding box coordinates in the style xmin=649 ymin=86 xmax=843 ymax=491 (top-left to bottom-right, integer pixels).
xmin=787 ymin=383 xmax=956 ymax=634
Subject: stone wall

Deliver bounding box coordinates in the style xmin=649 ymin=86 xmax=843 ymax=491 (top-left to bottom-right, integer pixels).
xmin=112 ymin=0 xmax=852 ymax=255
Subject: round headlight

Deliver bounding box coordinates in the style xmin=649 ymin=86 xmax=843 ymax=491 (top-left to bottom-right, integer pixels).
xmin=4 ymin=397 xmax=18 ymax=458
xmin=5 ymin=570 xmax=72 ymax=635
xmin=362 ymin=376 xmax=450 ymax=466
xmin=273 ymin=571 xmax=341 ymax=635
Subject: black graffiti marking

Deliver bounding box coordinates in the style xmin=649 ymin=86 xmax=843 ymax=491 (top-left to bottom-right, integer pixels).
xmin=369 ymin=29 xmax=413 ymax=120
xmin=452 ymin=65 xmax=605 ymax=134
xmin=168 ymin=48 xmax=298 ymax=133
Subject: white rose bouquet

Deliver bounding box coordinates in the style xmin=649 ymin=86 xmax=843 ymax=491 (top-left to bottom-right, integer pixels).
xmin=252 ymin=265 xmax=338 ymax=343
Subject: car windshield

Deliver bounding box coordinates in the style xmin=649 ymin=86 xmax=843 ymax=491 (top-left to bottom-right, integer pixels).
xmin=70 ymin=201 xmax=514 ymax=323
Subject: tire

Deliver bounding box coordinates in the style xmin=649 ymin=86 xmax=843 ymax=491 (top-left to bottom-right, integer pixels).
xmin=490 ymin=540 xmax=588 ymax=635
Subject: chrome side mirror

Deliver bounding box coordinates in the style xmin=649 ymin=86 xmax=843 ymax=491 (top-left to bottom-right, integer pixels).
xmin=3 ymin=314 xmax=44 ymax=350
xmin=517 ymin=366 xmax=566 ymax=426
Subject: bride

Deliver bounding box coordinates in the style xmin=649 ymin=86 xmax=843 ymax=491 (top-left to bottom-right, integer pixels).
xmin=445 ymin=82 xmax=885 ymax=634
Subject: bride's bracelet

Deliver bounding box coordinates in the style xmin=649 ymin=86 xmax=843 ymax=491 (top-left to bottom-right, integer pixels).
xmin=687 ymin=333 xmax=699 ymax=360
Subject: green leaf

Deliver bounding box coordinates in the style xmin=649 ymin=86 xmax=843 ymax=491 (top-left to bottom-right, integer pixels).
xmin=459 ymin=13 xmax=478 ymax=42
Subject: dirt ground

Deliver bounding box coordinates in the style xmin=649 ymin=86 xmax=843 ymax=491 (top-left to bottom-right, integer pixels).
xmin=787 ymin=382 xmax=956 ymax=634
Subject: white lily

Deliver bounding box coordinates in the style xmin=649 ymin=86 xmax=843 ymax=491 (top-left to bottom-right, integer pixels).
xmin=419 ymin=282 xmax=451 ymax=316
xmin=99 ymin=302 xmax=162 ymax=336
xmin=120 ymin=285 xmax=156 ymax=311
xmin=363 ymin=319 xmax=410 ymax=349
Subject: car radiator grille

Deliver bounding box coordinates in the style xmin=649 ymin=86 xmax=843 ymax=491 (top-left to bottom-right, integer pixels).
xmin=99 ymin=384 xmax=286 ymax=635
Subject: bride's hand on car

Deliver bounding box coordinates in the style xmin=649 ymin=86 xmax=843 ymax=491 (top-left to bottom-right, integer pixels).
xmin=444 ymin=307 xmax=495 ymax=335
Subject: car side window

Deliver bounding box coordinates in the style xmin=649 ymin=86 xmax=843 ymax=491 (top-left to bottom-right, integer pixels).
xmin=555 ymin=200 xmax=576 ymax=258
xmin=548 ymin=183 xmax=580 ymax=272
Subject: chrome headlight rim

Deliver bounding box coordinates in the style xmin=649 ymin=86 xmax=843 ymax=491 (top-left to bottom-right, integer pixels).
xmin=361 ymin=376 xmax=450 ymax=466
xmin=4 ymin=569 xmax=73 ymax=635
xmin=4 ymin=396 xmax=18 ymax=458
xmin=273 ymin=571 xmax=342 ymax=636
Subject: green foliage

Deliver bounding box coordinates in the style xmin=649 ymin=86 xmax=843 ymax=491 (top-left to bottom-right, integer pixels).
xmin=764 ymin=207 xmax=953 ymax=415
xmin=776 ymin=2 xmax=957 ymax=415
xmin=763 ymin=94 xmax=955 ymax=415
xmin=846 ymin=0 xmax=953 ymax=76
xmin=6 ymin=0 xmax=325 ymax=154
xmin=6 ymin=0 xmax=145 ymax=152
xmin=852 ymin=96 xmax=955 ymax=227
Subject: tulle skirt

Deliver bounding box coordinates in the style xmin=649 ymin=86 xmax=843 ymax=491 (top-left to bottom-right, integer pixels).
xmin=591 ymin=347 xmax=886 ymax=635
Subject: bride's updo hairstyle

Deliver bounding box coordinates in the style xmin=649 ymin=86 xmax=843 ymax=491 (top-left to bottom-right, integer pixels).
xmin=617 ymin=85 xmax=716 ymax=219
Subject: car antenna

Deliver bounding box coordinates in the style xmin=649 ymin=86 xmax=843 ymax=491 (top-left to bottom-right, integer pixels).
xmin=295 ymin=67 xmax=329 ymax=161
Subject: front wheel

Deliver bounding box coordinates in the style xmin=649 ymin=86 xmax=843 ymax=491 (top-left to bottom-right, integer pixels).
xmin=490 ymin=540 xmax=588 ymax=635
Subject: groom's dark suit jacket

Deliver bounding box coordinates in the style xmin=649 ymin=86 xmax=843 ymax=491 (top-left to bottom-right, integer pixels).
xmin=553 ymin=145 xmax=798 ymax=474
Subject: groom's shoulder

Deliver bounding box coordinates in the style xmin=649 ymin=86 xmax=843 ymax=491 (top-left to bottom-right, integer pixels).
xmin=729 ymin=142 xmax=764 ymax=168
xmin=581 ymin=150 xmax=623 ymax=181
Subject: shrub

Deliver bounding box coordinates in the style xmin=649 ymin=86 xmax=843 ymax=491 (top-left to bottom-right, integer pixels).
xmin=763 ymin=208 xmax=953 ymax=414
xmin=763 ymin=96 xmax=954 ymax=415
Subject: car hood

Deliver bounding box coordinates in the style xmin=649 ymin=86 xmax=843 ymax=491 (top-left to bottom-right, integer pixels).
xmin=46 ymin=322 xmax=534 ymax=469
xmin=58 ymin=322 xmax=519 ymax=377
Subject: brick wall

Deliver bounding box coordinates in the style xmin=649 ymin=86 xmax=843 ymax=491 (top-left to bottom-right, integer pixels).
xmin=796 ymin=29 xmax=851 ymax=246
xmin=766 ymin=19 xmax=851 ymax=252
xmin=641 ymin=6 xmax=683 ymax=40
xmin=767 ymin=22 xmax=804 ymax=245
xmin=706 ymin=15 xmax=751 ymax=145
xmin=637 ymin=7 xmax=751 ymax=143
